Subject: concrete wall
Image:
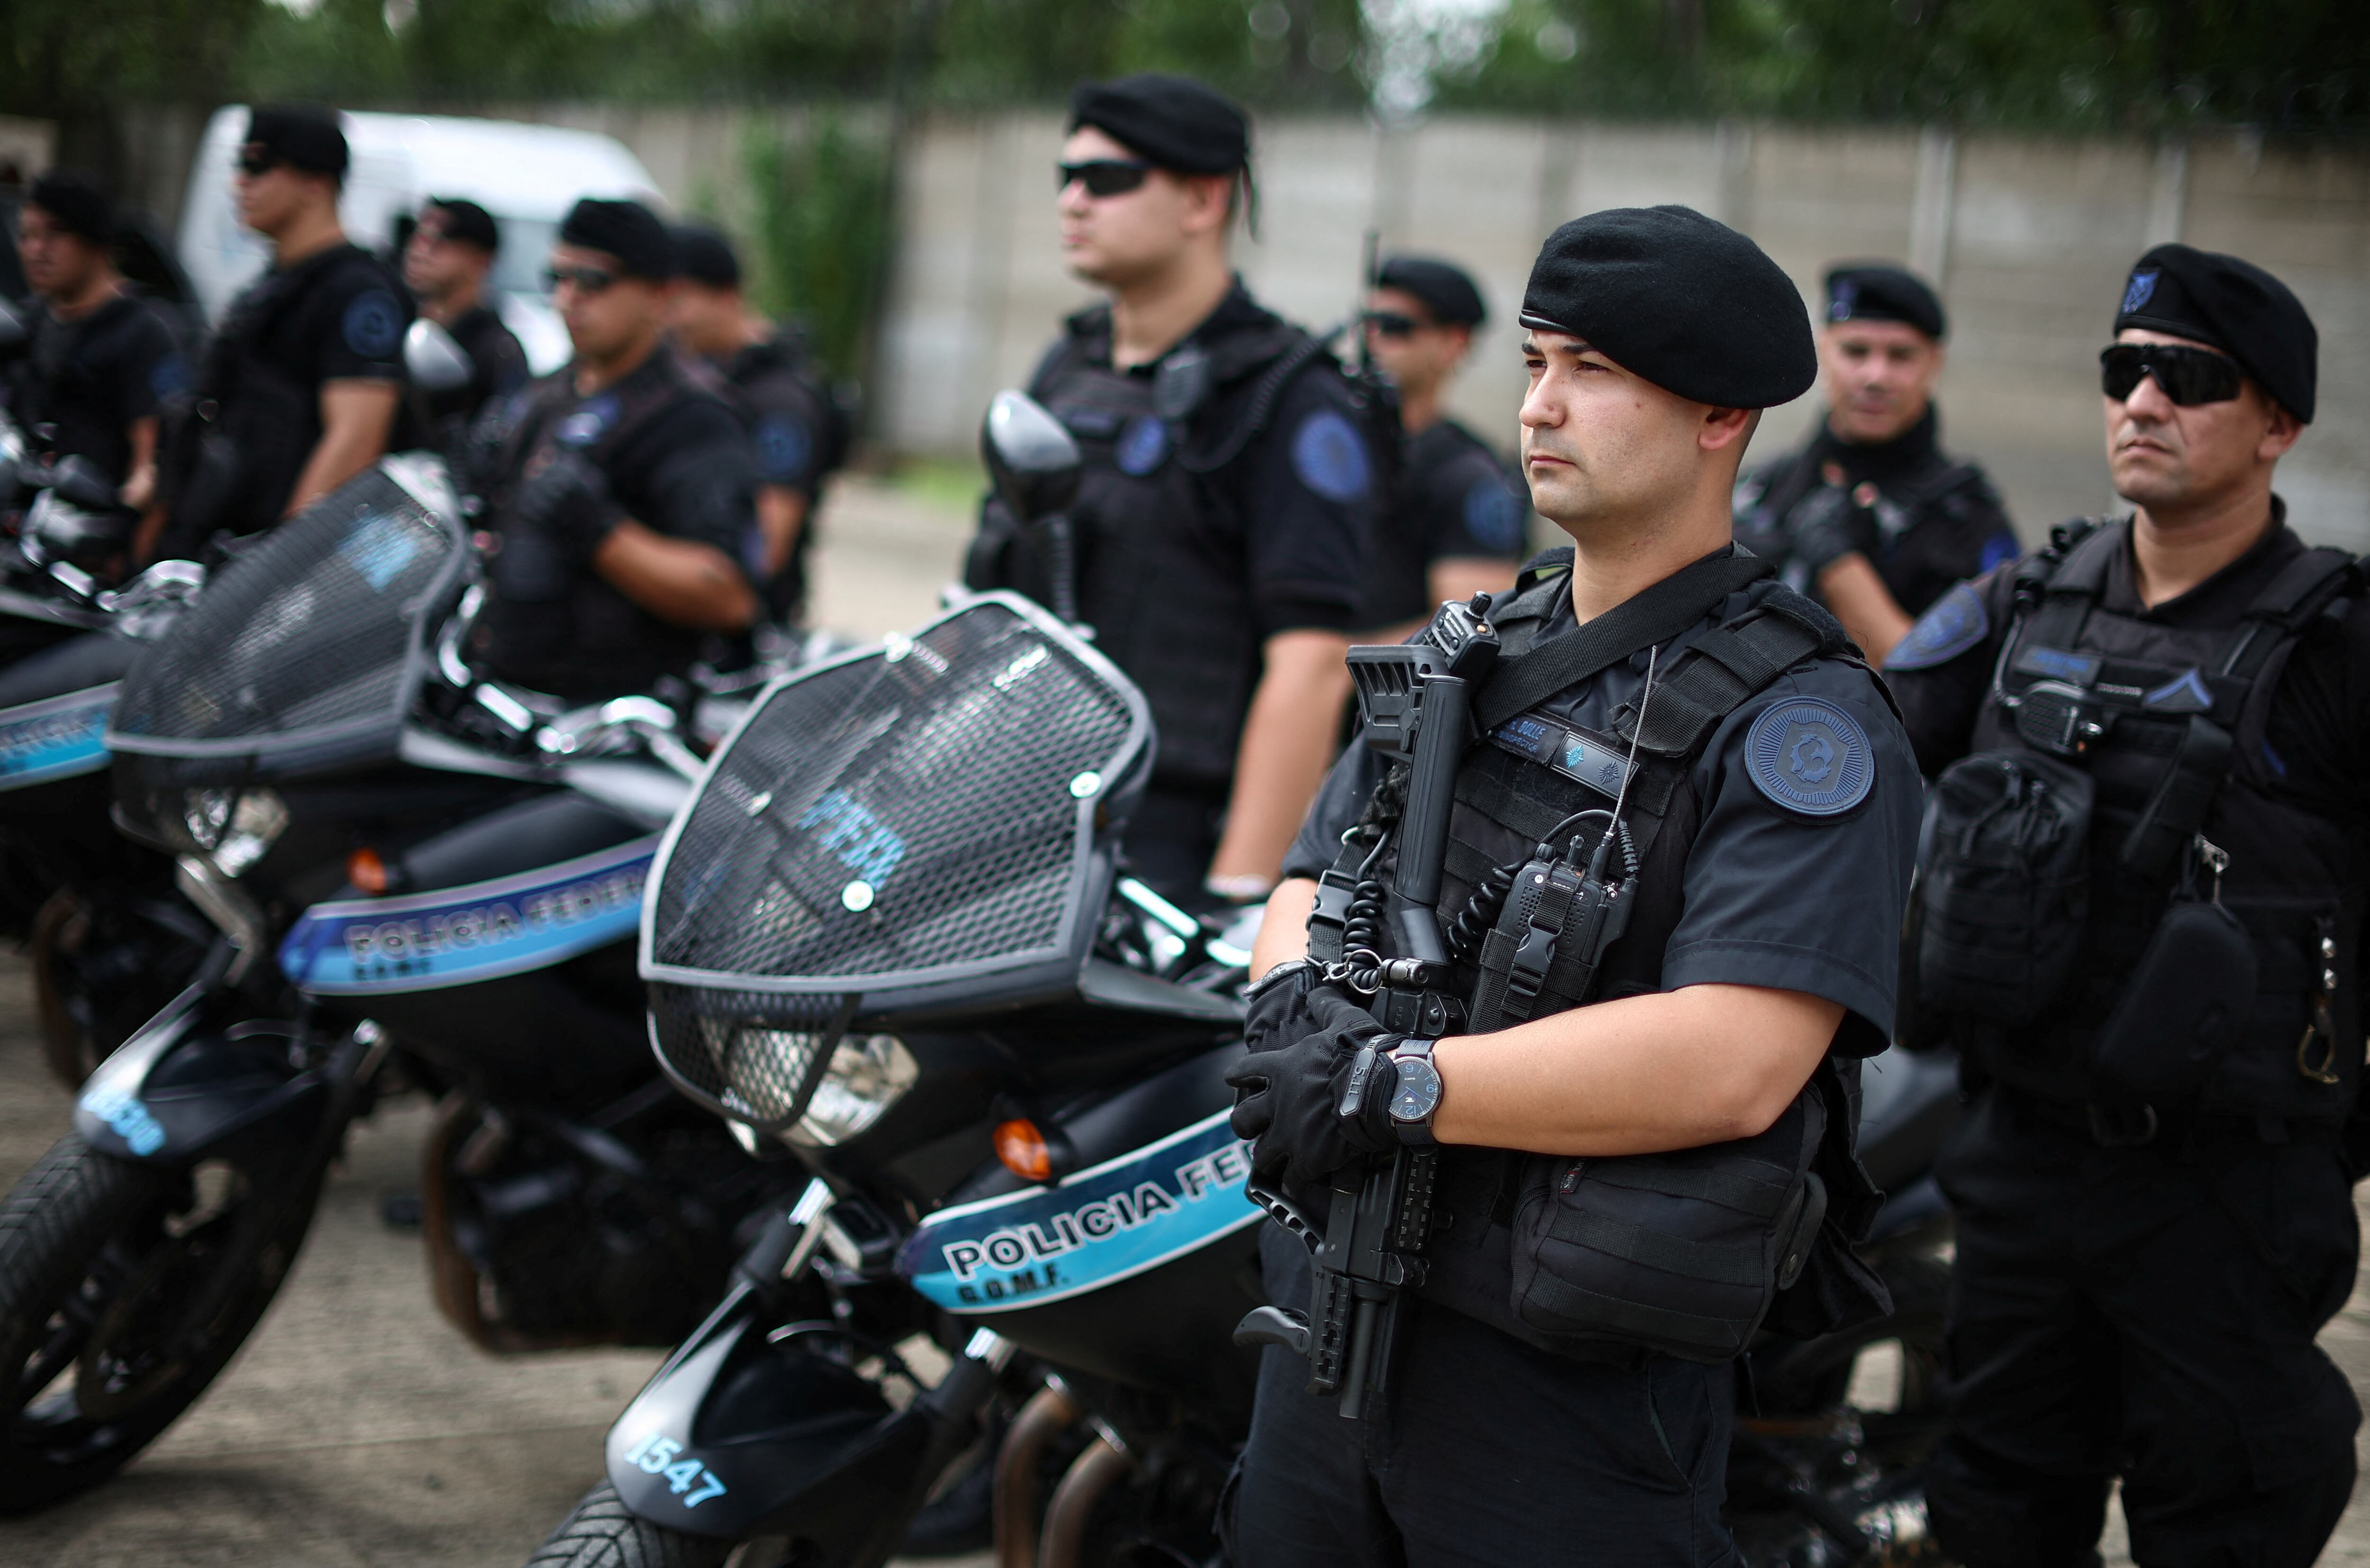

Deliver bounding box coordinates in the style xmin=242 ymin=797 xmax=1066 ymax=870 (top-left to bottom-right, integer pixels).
xmin=875 ymin=115 xmax=2370 ymax=553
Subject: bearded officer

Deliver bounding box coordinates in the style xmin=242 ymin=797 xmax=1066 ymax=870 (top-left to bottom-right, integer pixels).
xmin=473 ymin=198 xmax=758 ymax=704
xmin=1358 ymin=255 xmax=1528 ymax=633
xmin=1733 ymin=263 xmax=2016 ymax=662
xmin=1889 ymin=246 xmax=2364 ymax=1567
xmin=1223 ymin=207 xmax=1920 ymax=1565
xmin=963 ymin=73 xmax=1388 ymax=907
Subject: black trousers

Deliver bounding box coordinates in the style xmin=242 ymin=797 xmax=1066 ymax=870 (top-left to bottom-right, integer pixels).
xmin=1926 ymin=1089 xmax=2361 ymax=1568
xmin=1223 ymin=1225 xmax=1739 ymax=1568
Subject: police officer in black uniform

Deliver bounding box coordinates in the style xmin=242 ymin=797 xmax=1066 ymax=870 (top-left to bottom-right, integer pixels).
xmin=964 ymin=73 xmax=1389 ymax=906
xmin=149 ymin=105 xmax=411 ymax=562
xmin=1358 ymin=255 xmax=1528 ymax=633
xmin=472 ymin=199 xmax=758 ymax=705
xmin=401 ymin=196 xmax=529 ymax=438
xmin=669 ymin=223 xmax=845 ymax=629
xmin=1223 ymin=207 xmax=1921 ymax=1565
xmin=1891 ymin=247 xmax=2364 ymax=1567
xmin=6 ymin=171 xmax=185 ymax=510
xmin=1734 ymin=263 xmax=2016 ymax=663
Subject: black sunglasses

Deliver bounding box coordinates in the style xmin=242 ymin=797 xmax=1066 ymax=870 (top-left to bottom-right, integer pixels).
xmin=2099 ymin=342 xmax=2244 ymax=407
xmin=1363 ymin=310 xmax=1424 ymax=340
xmin=1057 ymin=159 xmax=1154 ymax=199
xmin=545 ymin=264 xmax=619 ymax=296
xmin=235 ymin=150 xmax=283 ymax=179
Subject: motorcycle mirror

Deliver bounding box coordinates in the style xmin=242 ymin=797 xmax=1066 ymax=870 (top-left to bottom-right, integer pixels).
xmin=44 ymin=454 xmax=120 ymax=513
xmin=404 ymin=319 xmax=473 ymax=394
xmin=980 ymin=391 xmax=1081 ymax=526
xmin=0 ymin=301 xmax=25 ymax=363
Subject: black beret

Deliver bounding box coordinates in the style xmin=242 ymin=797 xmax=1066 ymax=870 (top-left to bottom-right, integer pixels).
xmin=672 ymin=223 xmax=741 ymax=290
xmin=1519 ymin=206 xmax=1816 ymax=409
xmin=1068 ymin=73 xmax=1249 ymax=176
xmin=26 ymin=170 xmax=113 ymax=246
xmin=1824 ymin=262 xmax=1945 ymax=340
xmin=421 ymin=196 xmax=500 ymax=254
xmin=1376 ymin=255 xmax=1487 ymax=328
xmin=2114 ymin=243 xmax=2316 ymax=424
xmin=558 ymin=198 xmax=675 ymax=282
xmin=245 ymin=104 xmax=348 ymax=180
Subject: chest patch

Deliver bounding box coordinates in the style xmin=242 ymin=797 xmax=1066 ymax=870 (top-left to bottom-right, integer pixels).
xmin=1746 ymin=697 xmax=1874 ymax=817
xmin=1884 ymin=581 xmax=1988 ymax=671
xmin=558 ymin=393 xmax=620 ymax=449
xmin=1115 ymin=414 xmax=1168 ymax=476
xmin=1290 ymin=410 xmax=1369 ymax=503
xmin=342 ymin=290 xmax=403 ymax=359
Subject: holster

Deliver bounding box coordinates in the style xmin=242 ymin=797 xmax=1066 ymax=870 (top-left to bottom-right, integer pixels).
xmin=2089 ymin=897 xmax=2258 ymax=1104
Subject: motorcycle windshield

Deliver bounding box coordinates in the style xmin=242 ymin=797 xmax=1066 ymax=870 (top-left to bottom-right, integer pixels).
xmin=641 ymin=593 xmax=1150 ymax=1125
xmin=107 ymin=455 xmax=466 ymax=772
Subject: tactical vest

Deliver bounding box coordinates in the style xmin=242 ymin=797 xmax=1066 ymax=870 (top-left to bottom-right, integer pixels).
xmin=1314 ymin=549 xmax=1892 ymax=1362
xmin=969 ymin=311 xmax=1347 ymax=792
xmin=1944 ymin=518 xmax=2364 ymax=1123
xmin=477 ymin=356 xmax=705 ymax=699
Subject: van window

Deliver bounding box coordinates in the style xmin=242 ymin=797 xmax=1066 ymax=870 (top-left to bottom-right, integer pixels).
xmin=491 ymin=219 xmax=563 ymax=297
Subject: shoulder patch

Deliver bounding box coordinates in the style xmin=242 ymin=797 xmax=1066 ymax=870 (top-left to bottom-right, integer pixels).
xmin=342 ymin=290 xmax=403 ymax=360
xmin=1290 ymin=410 xmax=1369 ymax=503
xmin=1975 ymin=531 xmax=2019 ymax=575
xmin=1460 ymin=477 xmax=1525 ymax=554
xmin=1116 ymin=414 xmax=1169 ymax=476
xmin=754 ymin=413 xmax=813 ymax=483
xmin=150 ymin=353 xmax=190 ymax=401
xmin=1745 ymin=697 xmax=1875 ymax=818
xmin=1884 ymin=581 xmax=1989 ymax=672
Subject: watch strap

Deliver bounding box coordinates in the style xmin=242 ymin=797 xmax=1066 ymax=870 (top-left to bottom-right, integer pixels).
xmin=1388 ymin=1037 xmax=1441 ymax=1146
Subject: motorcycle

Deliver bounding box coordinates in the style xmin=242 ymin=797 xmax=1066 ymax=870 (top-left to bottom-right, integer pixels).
xmin=0 ymin=404 xmax=213 ymax=1083
xmin=522 ymin=394 xmax=1962 ymax=1568
xmin=0 ymin=454 xmax=800 ymax=1512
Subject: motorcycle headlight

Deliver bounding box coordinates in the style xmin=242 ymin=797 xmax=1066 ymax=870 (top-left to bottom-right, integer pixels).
xmin=183 ymin=788 xmax=289 ymax=876
xmin=785 ymin=1033 xmax=919 ymax=1148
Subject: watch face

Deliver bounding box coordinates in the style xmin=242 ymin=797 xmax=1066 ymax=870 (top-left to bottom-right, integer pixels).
xmin=1389 ymin=1057 xmax=1443 ymax=1122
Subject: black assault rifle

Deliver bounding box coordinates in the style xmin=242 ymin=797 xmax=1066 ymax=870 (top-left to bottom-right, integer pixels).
xmin=1237 ymin=593 xmax=1499 ymax=1418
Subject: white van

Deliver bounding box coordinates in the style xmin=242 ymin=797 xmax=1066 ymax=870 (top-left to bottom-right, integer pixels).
xmin=176 ymin=108 xmax=663 ymax=373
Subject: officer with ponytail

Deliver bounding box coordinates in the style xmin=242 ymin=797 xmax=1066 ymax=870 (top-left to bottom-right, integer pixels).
xmin=1222 ymin=208 xmax=1921 ymax=1564
xmin=1890 ymin=246 xmax=2366 ymax=1568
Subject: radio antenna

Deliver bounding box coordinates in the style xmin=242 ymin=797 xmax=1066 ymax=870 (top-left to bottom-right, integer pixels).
xmin=1588 ymin=644 xmax=1657 ymax=881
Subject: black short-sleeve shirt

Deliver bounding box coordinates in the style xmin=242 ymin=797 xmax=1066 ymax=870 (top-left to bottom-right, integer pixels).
xmin=425 ymin=303 xmax=529 ymax=431
xmin=479 ymin=350 xmax=758 ymax=702
xmin=10 ymin=293 xmax=184 ymax=486
xmin=1361 ymin=416 xmax=1530 ymax=628
xmin=1287 ymin=564 xmax=1923 ymax=1047
xmin=718 ymin=331 xmax=838 ymax=622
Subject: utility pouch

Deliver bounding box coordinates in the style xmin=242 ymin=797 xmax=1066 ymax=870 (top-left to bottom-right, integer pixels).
xmin=2090 ymin=895 xmax=2257 ymax=1104
xmin=1507 ymin=1088 xmax=1826 ymax=1363
xmin=1916 ymin=750 xmax=2093 ymax=1025
xmin=2118 ymin=715 xmax=2233 ymax=880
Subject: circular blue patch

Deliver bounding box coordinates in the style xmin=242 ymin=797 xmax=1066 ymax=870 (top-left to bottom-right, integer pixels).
xmin=149 ymin=353 xmax=190 ymax=401
xmin=1746 ymin=697 xmax=1875 ymax=817
xmin=557 ymin=392 xmax=620 ymax=449
xmin=1883 ymin=580 xmax=1988 ymax=672
xmin=342 ymin=290 xmax=403 ymax=359
xmin=1461 ymin=476 xmax=1524 ymax=553
xmin=1115 ymin=415 xmax=1169 ymax=477
xmin=1290 ymin=410 xmax=1369 ymax=503
xmin=755 ymin=414 xmax=813 ymax=483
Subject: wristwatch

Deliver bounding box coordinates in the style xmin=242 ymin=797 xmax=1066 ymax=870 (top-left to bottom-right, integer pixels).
xmin=1385 ymin=1038 xmax=1443 ymax=1146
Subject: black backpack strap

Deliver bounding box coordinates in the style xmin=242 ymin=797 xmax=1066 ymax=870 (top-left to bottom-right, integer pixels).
xmin=1473 ymin=552 xmax=1774 ymax=733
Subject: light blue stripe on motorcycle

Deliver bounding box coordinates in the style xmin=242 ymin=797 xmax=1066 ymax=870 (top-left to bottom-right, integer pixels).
xmin=277 ymin=835 xmax=658 ymax=995
xmin=899 ymin=1109 xmax=1262 ymax=1314
xmin=0 ymin=683 xmax=115 ymax=792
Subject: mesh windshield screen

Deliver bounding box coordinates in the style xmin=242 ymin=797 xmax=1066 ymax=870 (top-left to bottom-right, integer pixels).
xmin=109 ymin=461 xmax=465 ymax=762
xmin=643 ymin=594 xmax=1147 ymax=1048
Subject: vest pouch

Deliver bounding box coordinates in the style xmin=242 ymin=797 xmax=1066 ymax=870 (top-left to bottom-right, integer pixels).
xmin=1508 ymin=1091 xmax=1823 ymax=1363
xmin=1917 ymin=750 xmax=2093 ymax=1025
xmin=2090 ymin=897 xmax=2259 ymax=1104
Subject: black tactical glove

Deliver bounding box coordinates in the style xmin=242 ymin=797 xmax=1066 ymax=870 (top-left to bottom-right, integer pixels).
xmin=1227 ymin=975 xmax=1397 ymax=1197
xmin=1784 ymin=483 xmax=1874 ymax=579
xmin=511 ymin=451 xmax=624 ymax=567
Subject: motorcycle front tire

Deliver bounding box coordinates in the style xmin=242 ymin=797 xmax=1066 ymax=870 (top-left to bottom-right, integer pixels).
xmin=526 ymin=1481 xmax=736 ymax=1568
xmin=0 ymin=1133 xmax=319 ymax=1512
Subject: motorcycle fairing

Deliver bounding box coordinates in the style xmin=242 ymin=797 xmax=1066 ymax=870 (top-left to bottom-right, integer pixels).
xmin=276 ymin=835 xmax=656 ymax=995
xmin=0 ymin=682 xmax=114 ymax=792
xmin=605 ymin=1281 xmax=932 ymax=1550
xmin=73 ymin=990 xmax=331 ymax=1163
xmin=898 ymin=1108 xmax=1259 ymax=1314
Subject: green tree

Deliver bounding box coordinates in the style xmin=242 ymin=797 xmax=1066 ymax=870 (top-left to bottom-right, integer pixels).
xmin=1 ymin=0 xmax=260 ymax=175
